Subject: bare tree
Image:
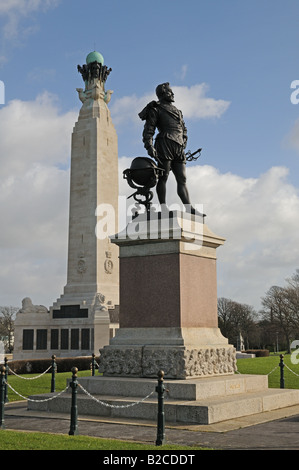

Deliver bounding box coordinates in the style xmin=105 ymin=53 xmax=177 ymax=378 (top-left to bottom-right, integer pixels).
xmin=217 ymin=297 xmax=235 ymax=339
xmin=261 ymin=285 xmax=298 ymax=353
xmin=285 ymin=270 xmax=299 ymax=325
xmin=218 ymin=297 xmax=258 ymax=348
xmin=0 ymin=306 xmax=18 ymax=353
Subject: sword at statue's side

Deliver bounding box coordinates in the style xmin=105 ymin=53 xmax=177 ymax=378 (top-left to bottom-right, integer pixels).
xmin=185 ymin=148 xmax=202 ymax=161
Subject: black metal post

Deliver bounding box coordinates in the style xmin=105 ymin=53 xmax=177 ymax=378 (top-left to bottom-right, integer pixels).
xmin=0 ymin=366 xmax=6 ymax=429
xmin=51 ymin=355 xmax=56 ymax=393
xmin=155 ymin=370 xmax=166 ymax=446
xmin=91 ymin=353 xmax=96 ymax=376
xmin=4 ymin=357 xmax=9 ymax=403
xmin=69 ymin=367 xmax=79 ymax=435
xmin=279 ymin=354 xmax=285 ymax=389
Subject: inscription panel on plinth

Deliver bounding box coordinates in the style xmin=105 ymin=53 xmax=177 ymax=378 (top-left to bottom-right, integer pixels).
xmin=52 ymin=305 xmax=89 ymax=319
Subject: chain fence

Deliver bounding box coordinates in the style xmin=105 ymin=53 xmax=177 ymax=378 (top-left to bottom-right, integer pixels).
xmin=2 ymin=364 xmax=155 ymax=408
xmin=236 ymin=364 xmax=280 ymax=376
xmin=9 ymin=366 xmax=52 ymax=380
xmin=1 ymin=354 xmax=299 ymax=443
xmin=0 ymin=358 xmax=157 ymax=414
xmin=285 ymin=363 xmax=299 ymax=377
xmin=2 ymin=354 xmax=299 ymax=405
xmin=6 ymin=382 xmax=69 ymax=402
xmin=0 ymin=359 xmax=166 ymax=444
xmin=78 ymin=383 xmax=154 ymax=409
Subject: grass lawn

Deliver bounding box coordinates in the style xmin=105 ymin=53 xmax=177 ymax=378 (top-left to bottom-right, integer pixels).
xmin=6 ymin=369 xmax=90 ymax=402
xmin=236 ymin=354 xmax=299 ymax=389
xmin=0 ymin=430 xmax=209 ymax=451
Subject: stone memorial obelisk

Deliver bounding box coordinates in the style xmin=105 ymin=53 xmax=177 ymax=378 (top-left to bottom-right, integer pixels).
xmin=55 ymin=51 xmax=119 ymax=309
xmin=14 ymin=51 xmax=119 ymax=359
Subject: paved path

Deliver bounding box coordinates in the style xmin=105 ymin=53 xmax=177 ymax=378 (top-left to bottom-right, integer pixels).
xmin=3 ymin=401 xmax=299 ymax=450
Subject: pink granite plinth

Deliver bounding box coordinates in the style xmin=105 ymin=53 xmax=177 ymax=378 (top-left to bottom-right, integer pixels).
xmin=120 ymin=252 xmax=218 ymax=329
xmin=99 ymin=211 xmax=236 ymax=378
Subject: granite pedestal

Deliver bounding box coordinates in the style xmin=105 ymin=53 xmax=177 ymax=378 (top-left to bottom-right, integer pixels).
xmin=98 ymin=210 xmax=236 ymax=379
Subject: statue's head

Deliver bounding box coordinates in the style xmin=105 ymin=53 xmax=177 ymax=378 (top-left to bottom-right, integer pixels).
xmin=156 ymin=82 xmax=174 ymax=103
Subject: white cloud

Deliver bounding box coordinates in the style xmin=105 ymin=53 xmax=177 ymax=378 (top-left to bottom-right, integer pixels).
xmin=0 ymin=0 xmax=60 ymax=49
xmin=0 ymin=92 xmax=75 ymax=307
xmin=173 ymin=84 xmax=230 ymax=119
xmin=0 ymin=1 xmax=60 ymax=18
xmin=0 ymin=92 xmax=77 ymax=178
xmin=0 ymin=164 xmax=70 ymax=307
xmin=110 ymin=92 xmax=155 ymax=126
xmin=175 ymin=64 xmax=188 ymax=81
xmin=118 ymin=157 xmax=299 ymax=311
xmin=185 ymin=164 xmax=299 ymax=310
xmin=110 ymin=83 xmax=230 ymax=126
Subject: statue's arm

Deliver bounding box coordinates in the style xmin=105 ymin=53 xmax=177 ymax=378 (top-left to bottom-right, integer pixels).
xmin=182 ymin=114 xmax=188 ymax=149
xmin=142 ymin=107 xmax=158 ymax=158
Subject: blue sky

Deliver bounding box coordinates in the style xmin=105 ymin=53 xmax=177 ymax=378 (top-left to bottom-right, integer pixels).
xmin=1 ymin=0 xmax=299 ymax=312
xmin=2 ymin=0 xmax=299 ymax=179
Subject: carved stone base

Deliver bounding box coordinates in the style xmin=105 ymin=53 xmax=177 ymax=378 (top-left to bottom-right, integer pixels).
xmin=99 ymin=343 xmax=237 ymax=379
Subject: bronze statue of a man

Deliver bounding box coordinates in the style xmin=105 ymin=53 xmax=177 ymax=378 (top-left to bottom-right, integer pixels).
xmin=139 ymin=82 xmax=202 ymax=215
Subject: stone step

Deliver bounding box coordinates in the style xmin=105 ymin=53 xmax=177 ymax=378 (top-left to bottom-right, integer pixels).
xmin=178 ymin=388 xmax=299 ymax=424
xmin=28 ymin=386 xmax=299 ymax=425
xmin=72 ymin=374 xmax=269 ymax=401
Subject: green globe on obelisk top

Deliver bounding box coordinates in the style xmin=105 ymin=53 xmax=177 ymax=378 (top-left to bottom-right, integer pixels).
xmin=86 ymin=51 xmax=104 ymax=65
